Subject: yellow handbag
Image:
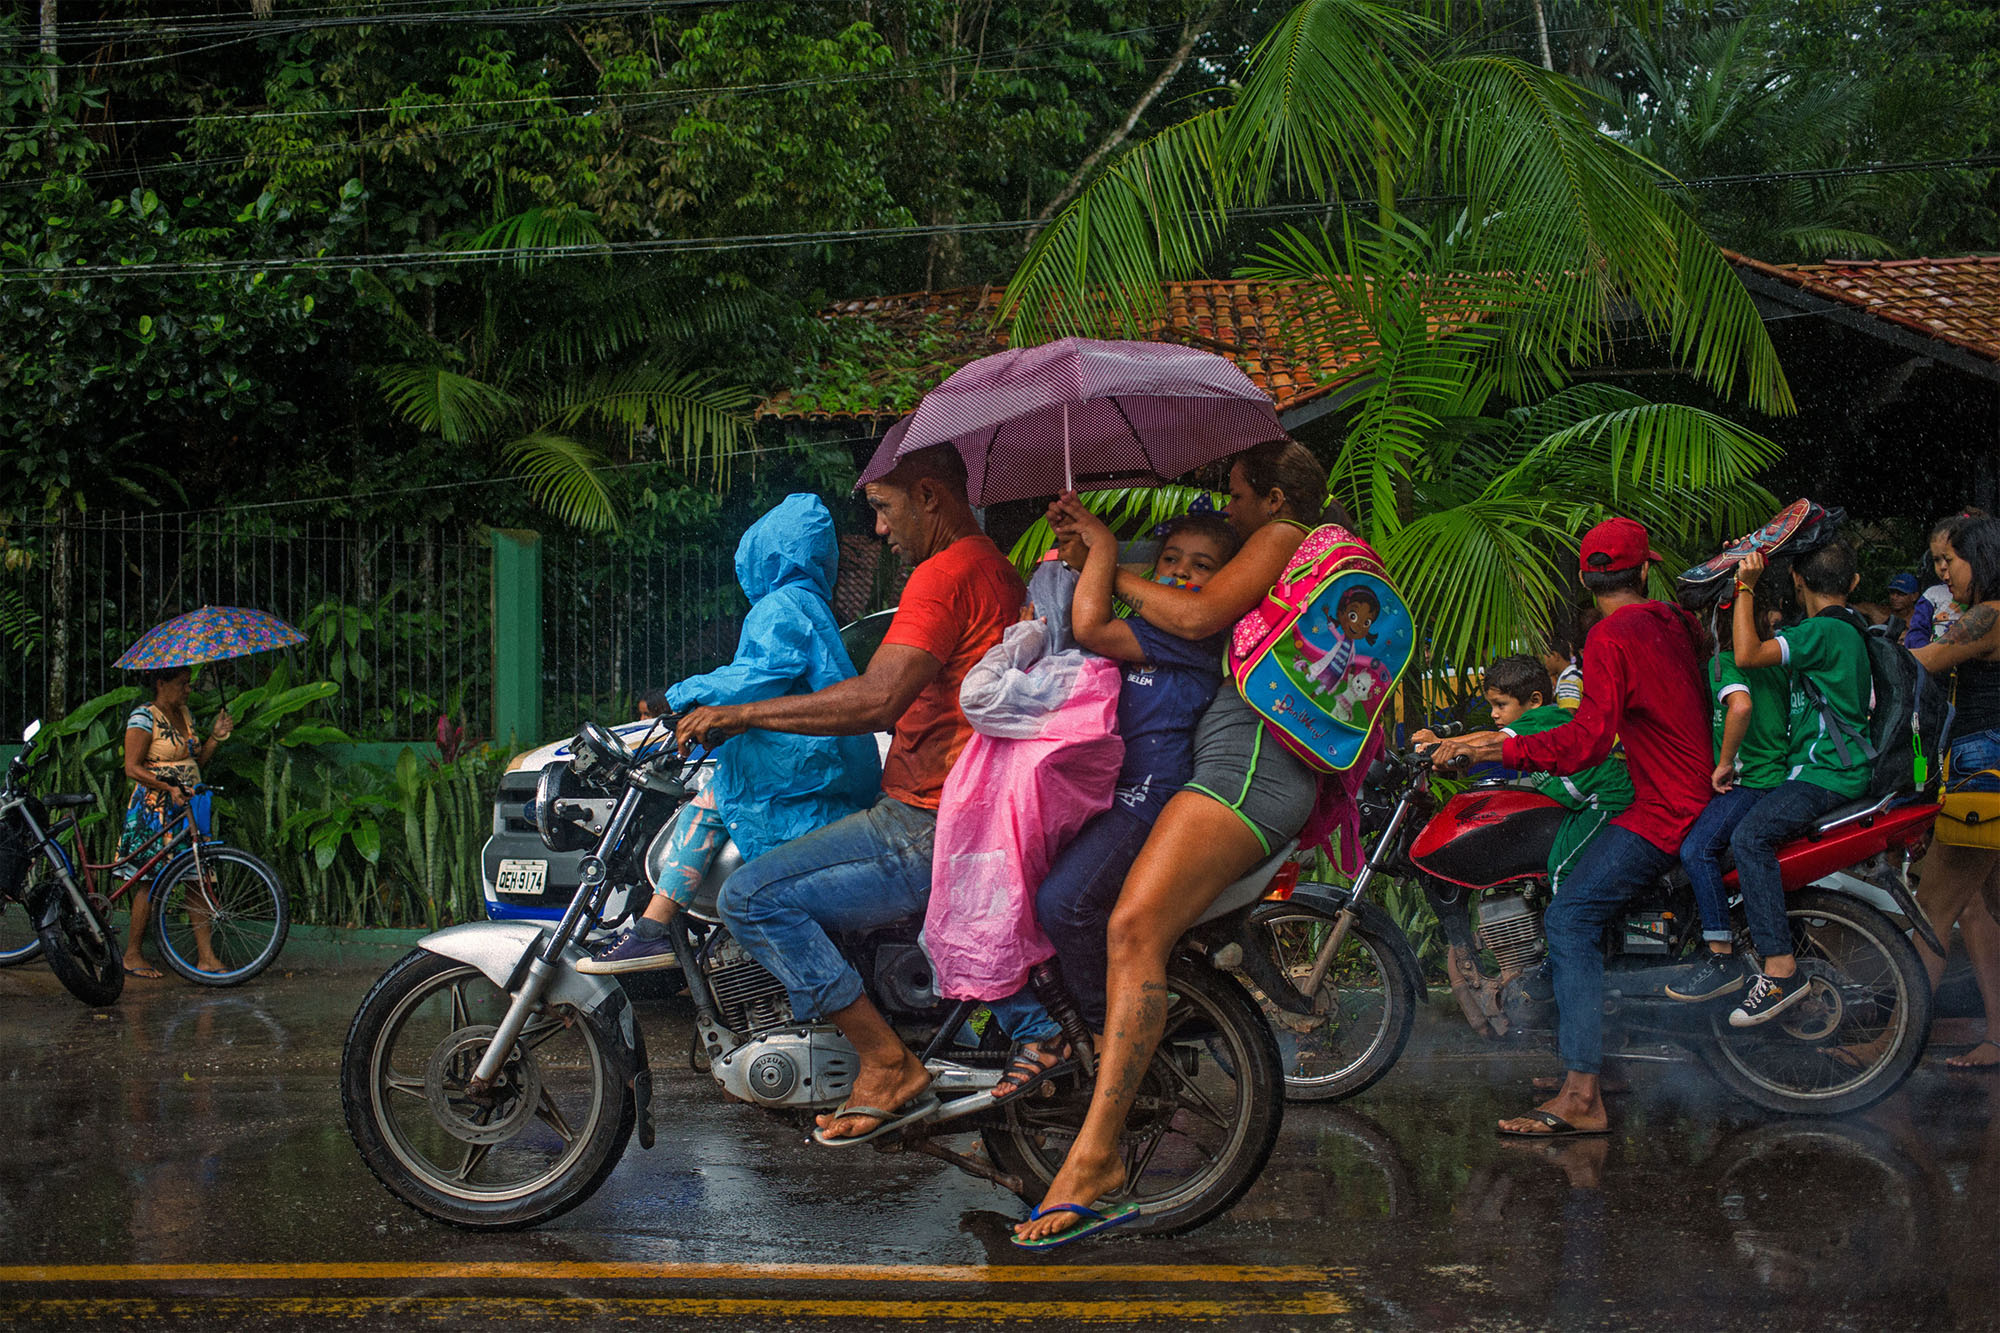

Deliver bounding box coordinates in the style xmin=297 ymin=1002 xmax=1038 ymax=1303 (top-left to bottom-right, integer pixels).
xmin=1938 ymin=679 xmax=2000 ymax=850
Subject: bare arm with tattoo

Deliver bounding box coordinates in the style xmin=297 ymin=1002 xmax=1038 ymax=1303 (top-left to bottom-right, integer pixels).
xmin=1912 ymin=602 xmax=2000 ymax=673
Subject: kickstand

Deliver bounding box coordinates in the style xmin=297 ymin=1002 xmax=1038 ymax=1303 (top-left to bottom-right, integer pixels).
xmin=906 ymin=1138 xmax=1027 ymax=1199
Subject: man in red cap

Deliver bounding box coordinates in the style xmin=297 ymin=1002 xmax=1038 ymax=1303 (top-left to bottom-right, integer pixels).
xmin=1433 ymin=517 xmax=1712 ymax=1136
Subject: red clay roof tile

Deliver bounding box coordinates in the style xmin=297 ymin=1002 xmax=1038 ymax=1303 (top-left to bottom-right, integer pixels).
xmin=1730 ymin=254 xmax=2000 ymax=365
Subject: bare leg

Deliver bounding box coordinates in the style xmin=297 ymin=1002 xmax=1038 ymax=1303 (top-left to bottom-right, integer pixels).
xmin=1499 ymin=1071 xmax=1608 ymax=1135
xmin=812 ymin=995 xmax=931 ymax=1140
xmin=185 ymin=872 xmax=224 ymax=973
xmin=1947 ymin=855 xmax=2000 ymax=1069
xmin=1013 ymin=793 xmax=1265 ymax=1243
xmin=121 ymin=881 xmax=162 ymax=978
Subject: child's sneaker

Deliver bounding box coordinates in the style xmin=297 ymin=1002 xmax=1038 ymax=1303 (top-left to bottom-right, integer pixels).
xmin=1664 ymin=951 xmax=1748 ymax=1002
xmin=576 ymin=929 xmax=678 ymax=974
xmin=1727 ymin=970 xmax=1813 ymax=1027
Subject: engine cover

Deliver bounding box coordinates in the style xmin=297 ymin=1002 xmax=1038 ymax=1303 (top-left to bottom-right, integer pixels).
xmin=709 ymin=1027 xmax=858 ymax=1108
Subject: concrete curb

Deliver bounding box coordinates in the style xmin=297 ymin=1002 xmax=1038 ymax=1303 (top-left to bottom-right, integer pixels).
xmin=277 ymin=924 xmax=430 ymax=971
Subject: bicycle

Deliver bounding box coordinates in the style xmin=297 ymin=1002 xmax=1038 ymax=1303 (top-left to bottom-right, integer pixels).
xmin=0 ymin=779 xmax=289 ymax=987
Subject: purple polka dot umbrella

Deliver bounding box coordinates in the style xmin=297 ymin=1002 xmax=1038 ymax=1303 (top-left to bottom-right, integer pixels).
xmin=856 ymin=337 xmax=1285 ymax=506
xmin=114 ymin=605 xmax=306 ymax=672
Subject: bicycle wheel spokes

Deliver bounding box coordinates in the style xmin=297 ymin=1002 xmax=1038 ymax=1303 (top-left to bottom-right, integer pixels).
xmin=0 ymin=892 xmax=43 ymax=966
xmin=154 ymin=847 xmax=289 ymax=986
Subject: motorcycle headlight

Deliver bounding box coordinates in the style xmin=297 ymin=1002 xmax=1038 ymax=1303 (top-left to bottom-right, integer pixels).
xmin=568 ymin=721 xmax=632 ymax=788
xmin=532 ymin=762 xmax=593 ymax=854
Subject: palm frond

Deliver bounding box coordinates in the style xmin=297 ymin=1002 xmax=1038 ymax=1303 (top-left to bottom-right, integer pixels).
xmin=377 ymin=364 xmax=518 ymax=445
xmin=1004 ymin=484 xmax=1225 ymax=573
xmin=543 ymin=366 xmax=755 ymax=478
xmin=501 ymin=432 xmax=618 ymax=533
xmin=455 ymin=205 xmax=609 ymax=270
xmin=1378 ymin=497 xmax=1581 ymax=670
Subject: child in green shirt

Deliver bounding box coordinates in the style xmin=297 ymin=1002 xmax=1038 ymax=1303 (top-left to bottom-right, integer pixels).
xmin=1666 ymin=603 xmax=1788 ymax=1005
xmin=1415 ymin=656 xmax=1632 ymax=890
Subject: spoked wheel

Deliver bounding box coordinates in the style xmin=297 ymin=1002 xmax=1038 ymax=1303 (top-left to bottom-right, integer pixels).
xmin=982 ymin=955 xmax=1283 ymax=1236
xmin=1700 ymin=889 xmax=1932 ymax=1116
xmin=152 ymin=846 xmax=290 ymax=986
xmin=1237 ymin=896 xmax=1420 ymax=1102
xmin=35 ymin=883 xmax=124 ymax=1006
xmin=341 ymin=949 xmax=636 ymax=1229
xmin=0 ymin=891 xmax=44 ymax=966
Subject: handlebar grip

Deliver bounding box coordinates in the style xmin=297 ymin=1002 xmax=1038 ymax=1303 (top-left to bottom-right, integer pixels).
xmin=1432 ymin=720 xmax=1467 ymax=739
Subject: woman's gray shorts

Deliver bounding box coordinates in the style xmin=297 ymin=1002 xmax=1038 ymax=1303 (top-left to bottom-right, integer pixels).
xmin=1184 ymin=687 xmax=1318 ymax=853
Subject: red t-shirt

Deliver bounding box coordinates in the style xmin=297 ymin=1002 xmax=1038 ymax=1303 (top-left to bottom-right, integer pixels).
xmin=879 ymin=534 xmax=1026 ymax=809
xmin=1501 ymin=600 xmax=1714 ymax=853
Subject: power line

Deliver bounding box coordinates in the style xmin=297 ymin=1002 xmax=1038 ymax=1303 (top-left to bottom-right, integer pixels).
xmin=8 ymin=153 xmax=1998 ymax=282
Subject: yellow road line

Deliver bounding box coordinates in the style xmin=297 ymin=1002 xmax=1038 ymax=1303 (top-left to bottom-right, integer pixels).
xmin=0 ymin=1260 xmax=1340 ymax=1285
xmin=0 ymin=1294 xmax=1352 ymax=1321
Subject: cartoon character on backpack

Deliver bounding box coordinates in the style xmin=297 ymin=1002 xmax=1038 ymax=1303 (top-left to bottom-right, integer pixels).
xmin=1234 ymin=528 xmax=1415 ymax=773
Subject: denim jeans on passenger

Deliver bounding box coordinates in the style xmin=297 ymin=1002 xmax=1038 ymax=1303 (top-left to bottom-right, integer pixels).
xmin=1545 ymin=825 xmax=1677 ymax=1075
xmin=1728 ymin=779 xmax=1850 ymax=961
xmin=1678 ymin=784 xmax=1767 ymax=944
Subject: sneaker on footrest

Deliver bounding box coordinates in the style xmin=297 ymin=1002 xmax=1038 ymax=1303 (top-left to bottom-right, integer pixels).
xmin=1728 ymin=970 xmax=1812 ymax=1027
xmin=576 ymin=929 xmax=678 ymax=974
xmin=1664 ymin=952 xmax=1748 ymax=1002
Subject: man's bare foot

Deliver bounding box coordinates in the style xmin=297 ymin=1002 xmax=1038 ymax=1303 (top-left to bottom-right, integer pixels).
xmin=813 ymin=1052 xmax=932 ymax=1140
xmin=1013 ymin=1150 xmax=1126 ymax=1243
xmin=1947 ymin=1039 xmax=2000 ymax=1071
xmin=1498 ymin=1077 xmax=1607 ymax=1136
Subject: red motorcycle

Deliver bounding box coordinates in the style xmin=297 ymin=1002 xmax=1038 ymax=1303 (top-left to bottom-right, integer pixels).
xmin=1340 ymin=749 xmax=1938 ymax=1115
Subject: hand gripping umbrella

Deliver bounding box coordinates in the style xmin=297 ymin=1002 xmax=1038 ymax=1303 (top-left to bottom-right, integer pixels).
xmin=114 ymin=605 xmax=307 ymax=710
xmin=856 ymin=337 xmax=1285 ymax=506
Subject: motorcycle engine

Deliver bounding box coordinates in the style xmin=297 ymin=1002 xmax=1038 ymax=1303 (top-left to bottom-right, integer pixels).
xmin=710 ymin=1029 xmax=859 ymax=1108
xmin=1476 ymin=892 xmax=1546 ymax=977
xmin=704 ymin=933 xmax=795 ymax=1034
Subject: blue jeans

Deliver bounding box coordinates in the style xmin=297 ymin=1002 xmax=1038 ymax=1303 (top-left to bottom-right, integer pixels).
xmin=1729 ymin=779 xmax=1850 ymax=962
xmin=717 ymin=797 xmax=936 ymax=1021
xmin=1034 ymin=804 xmax=1157 ymax=1030
xmin=1678 ymin=785 xmax=1768 ymax=942
xmin=1544 ymin=824 xmax=1677 ymax=1075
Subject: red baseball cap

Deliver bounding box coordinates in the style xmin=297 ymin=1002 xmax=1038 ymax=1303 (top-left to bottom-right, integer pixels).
xmin=1579 ymin=517 xmax=1665 ymax=574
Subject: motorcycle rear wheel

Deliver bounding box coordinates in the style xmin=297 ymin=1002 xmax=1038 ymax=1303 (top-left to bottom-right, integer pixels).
xmin=341 ymin=949 xmax=636 ymax=1229
xmin=1700 ymin=888 xmax=1931 ymax=1116
xmin=1239 ymin=895 xmax=1420 ymax=1102
xmin=981 ymin=954 xmax=1284 ymax=1236
xmin=35 ymin=883 xmax=123 ymax=1006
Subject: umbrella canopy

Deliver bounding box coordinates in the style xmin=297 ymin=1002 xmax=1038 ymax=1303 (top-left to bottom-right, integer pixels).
xmin=856 ymin=338 xmax=1284 ymax=506
xmin=114 ymin=605 xmax=306 ymax=671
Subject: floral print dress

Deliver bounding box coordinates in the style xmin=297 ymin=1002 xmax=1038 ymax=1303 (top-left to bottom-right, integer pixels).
xmin=120 ymin=704 xmax=202 ymax=859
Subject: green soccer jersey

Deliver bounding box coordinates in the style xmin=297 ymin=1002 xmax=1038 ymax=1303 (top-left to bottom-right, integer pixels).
xmin=1775 ymin=612 xmax=1873 ymax=799
xmin=1709 ymin=653 xmax=1790 ymax=791
xmin=1502 ymin=704 xmax=1635 ymax=889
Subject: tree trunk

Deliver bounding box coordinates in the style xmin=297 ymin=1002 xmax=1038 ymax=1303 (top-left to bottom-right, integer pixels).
xmin=47 ymin=519 xmax=71 ymax=720
xmin=1025 ymin=1 xmax=1223 ymax=246
xmin=1530 ymin=0 xmax=1555 ymax=71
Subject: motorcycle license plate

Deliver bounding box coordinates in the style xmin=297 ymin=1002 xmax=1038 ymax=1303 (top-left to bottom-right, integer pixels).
xmin=494 ymin=858 xmax=549 ymax=897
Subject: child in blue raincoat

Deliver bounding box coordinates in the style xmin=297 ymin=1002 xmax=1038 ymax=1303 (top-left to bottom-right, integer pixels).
xmin=581 ymin=493 xmax=882 ymax=974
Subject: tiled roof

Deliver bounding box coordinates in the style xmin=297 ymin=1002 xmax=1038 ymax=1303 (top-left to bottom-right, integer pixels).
xmin=758 ymin=280 xmax=1381 ymax=421
xmin=1731 ymin=254 xmax=2000 ymax=365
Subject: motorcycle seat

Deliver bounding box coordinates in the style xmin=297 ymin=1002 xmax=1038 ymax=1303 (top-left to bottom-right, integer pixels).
xmin=44 ymin=793 xmax=96 ymax=810
xmin=1194 ymin=841 xmax=1299 ymax=926
xmin=1804 ymin=791 xmax=1899 ymax=838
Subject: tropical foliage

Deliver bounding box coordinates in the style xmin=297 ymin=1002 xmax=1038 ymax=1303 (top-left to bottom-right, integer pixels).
xmin=1000 ymin=0 xmax=1791 ymax=668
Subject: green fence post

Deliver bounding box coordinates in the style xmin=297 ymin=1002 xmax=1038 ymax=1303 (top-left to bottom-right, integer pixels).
xmin=491 ymin=529 xmax=542 ymax=751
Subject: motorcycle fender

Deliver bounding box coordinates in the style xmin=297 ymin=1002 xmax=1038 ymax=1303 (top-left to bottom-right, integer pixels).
xmin=416 ymin=921 xmax=633 ymax=1032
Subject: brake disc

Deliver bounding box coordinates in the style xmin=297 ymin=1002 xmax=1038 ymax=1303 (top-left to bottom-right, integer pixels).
xmin=424 ymin=1024 xmax=543 ymax=1145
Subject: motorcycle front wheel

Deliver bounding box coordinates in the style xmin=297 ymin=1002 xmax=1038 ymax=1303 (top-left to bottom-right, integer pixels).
xmin=1238 ymin=895 xmax=1420 ymax=1102
xmin=1700 ymin=888 xmax=1932 ymax=1116
xmin=341 ymin=949 xmax=637 ymax=1229
xmin=35 ymin=881 xmax=123 ymax=1006
xmin=982 ymin=953 xmax=1284 ymax=1236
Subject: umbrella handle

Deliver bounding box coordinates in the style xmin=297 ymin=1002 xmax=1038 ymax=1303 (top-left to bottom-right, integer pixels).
xmin=1063 ymin=402 xmax=1072 ymax=494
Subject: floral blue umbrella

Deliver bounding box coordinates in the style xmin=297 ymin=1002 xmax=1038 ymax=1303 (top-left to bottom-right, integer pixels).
xmin=114 ymin=605 xmax=305 ymax=671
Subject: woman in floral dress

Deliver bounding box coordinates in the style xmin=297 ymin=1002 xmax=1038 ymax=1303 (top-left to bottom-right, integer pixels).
xmin=120 ymin=666 xmax=231 ymax=978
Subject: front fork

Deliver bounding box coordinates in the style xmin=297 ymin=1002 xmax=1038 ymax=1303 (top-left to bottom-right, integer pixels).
xmin=24 ymin=814 xmax=110 ymax=948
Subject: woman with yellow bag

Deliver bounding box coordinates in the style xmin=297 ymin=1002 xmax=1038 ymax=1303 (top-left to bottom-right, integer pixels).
xmin=1910 ymin=516 xmax=2000 ymax=1068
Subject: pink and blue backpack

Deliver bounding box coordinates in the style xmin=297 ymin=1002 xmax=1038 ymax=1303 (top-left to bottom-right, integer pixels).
xmin=1229 ymin=525 xmax=1414 ymax=773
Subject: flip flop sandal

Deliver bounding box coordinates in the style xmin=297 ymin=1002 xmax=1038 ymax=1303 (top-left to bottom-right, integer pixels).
xmin=123 ymin=964 xmax=164 ymax=979
xmin=1946 ymin=1039 xmax=2000 ymax=1072
xmin=1010 ymin=1201 xmax=1141 ymax=1249
xmin=989 ymin=1040 xmax=1077 ymax=1109
xmin=811 ymin=1093 xmax=941 ymax=1148
xmin=1496 ymin=1109 xmax=1611 ymax=1139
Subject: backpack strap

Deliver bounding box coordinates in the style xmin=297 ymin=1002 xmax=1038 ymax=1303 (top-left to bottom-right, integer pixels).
xmin=1796 ymin=608 xmax=1876 ymax=768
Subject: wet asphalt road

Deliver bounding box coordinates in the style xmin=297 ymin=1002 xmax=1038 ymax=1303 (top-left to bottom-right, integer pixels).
xmin=3 ymin=958 xmax=1999 ymax=1332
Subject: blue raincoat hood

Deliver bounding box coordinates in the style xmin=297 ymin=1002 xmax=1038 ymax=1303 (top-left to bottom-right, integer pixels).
xmin=737 ymin=492 xmax=837 ymax=606
xmin=666 ymin=494 xmax=880 ymax=860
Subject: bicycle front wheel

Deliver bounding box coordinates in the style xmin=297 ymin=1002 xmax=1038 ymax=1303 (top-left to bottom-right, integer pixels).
xmin=152 ymin=846 xmax=289 ymax=986
xmin=0 ymin=893 xmax=44 ymax=966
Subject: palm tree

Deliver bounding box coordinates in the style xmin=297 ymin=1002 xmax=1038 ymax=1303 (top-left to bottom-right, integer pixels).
xmin=999 ymin=0 xmax=1794 ymax=670
xmin=365 ymin=205 xmax=755 ymax=532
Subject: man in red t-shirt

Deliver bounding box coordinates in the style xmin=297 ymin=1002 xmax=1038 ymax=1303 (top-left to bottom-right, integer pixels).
xmin=676 ymin=445 xmax=1025 ymax=1145
xmin=1433 ymin=517 xmax=1712 ymax=1138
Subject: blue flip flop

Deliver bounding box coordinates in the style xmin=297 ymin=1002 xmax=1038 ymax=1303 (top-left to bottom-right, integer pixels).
xmin=1010 ymin=1200 xmax=1141 ymax=1249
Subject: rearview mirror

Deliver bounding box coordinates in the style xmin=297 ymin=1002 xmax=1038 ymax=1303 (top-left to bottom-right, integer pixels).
xmin=21 ymin=719 xmax=40 ymax=745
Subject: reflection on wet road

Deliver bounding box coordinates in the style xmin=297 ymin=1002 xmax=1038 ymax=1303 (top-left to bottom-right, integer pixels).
xmin=3 ymin=963 xmax=1999 ymax=1329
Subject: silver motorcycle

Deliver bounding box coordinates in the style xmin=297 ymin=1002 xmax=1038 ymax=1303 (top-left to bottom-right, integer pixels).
xmin=341 ymin=718 xmax=1288 ymax=1232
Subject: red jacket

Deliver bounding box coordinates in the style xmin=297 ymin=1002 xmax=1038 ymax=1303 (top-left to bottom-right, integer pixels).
xmin=1501 ymin=600 xmax=1714 ymax=853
